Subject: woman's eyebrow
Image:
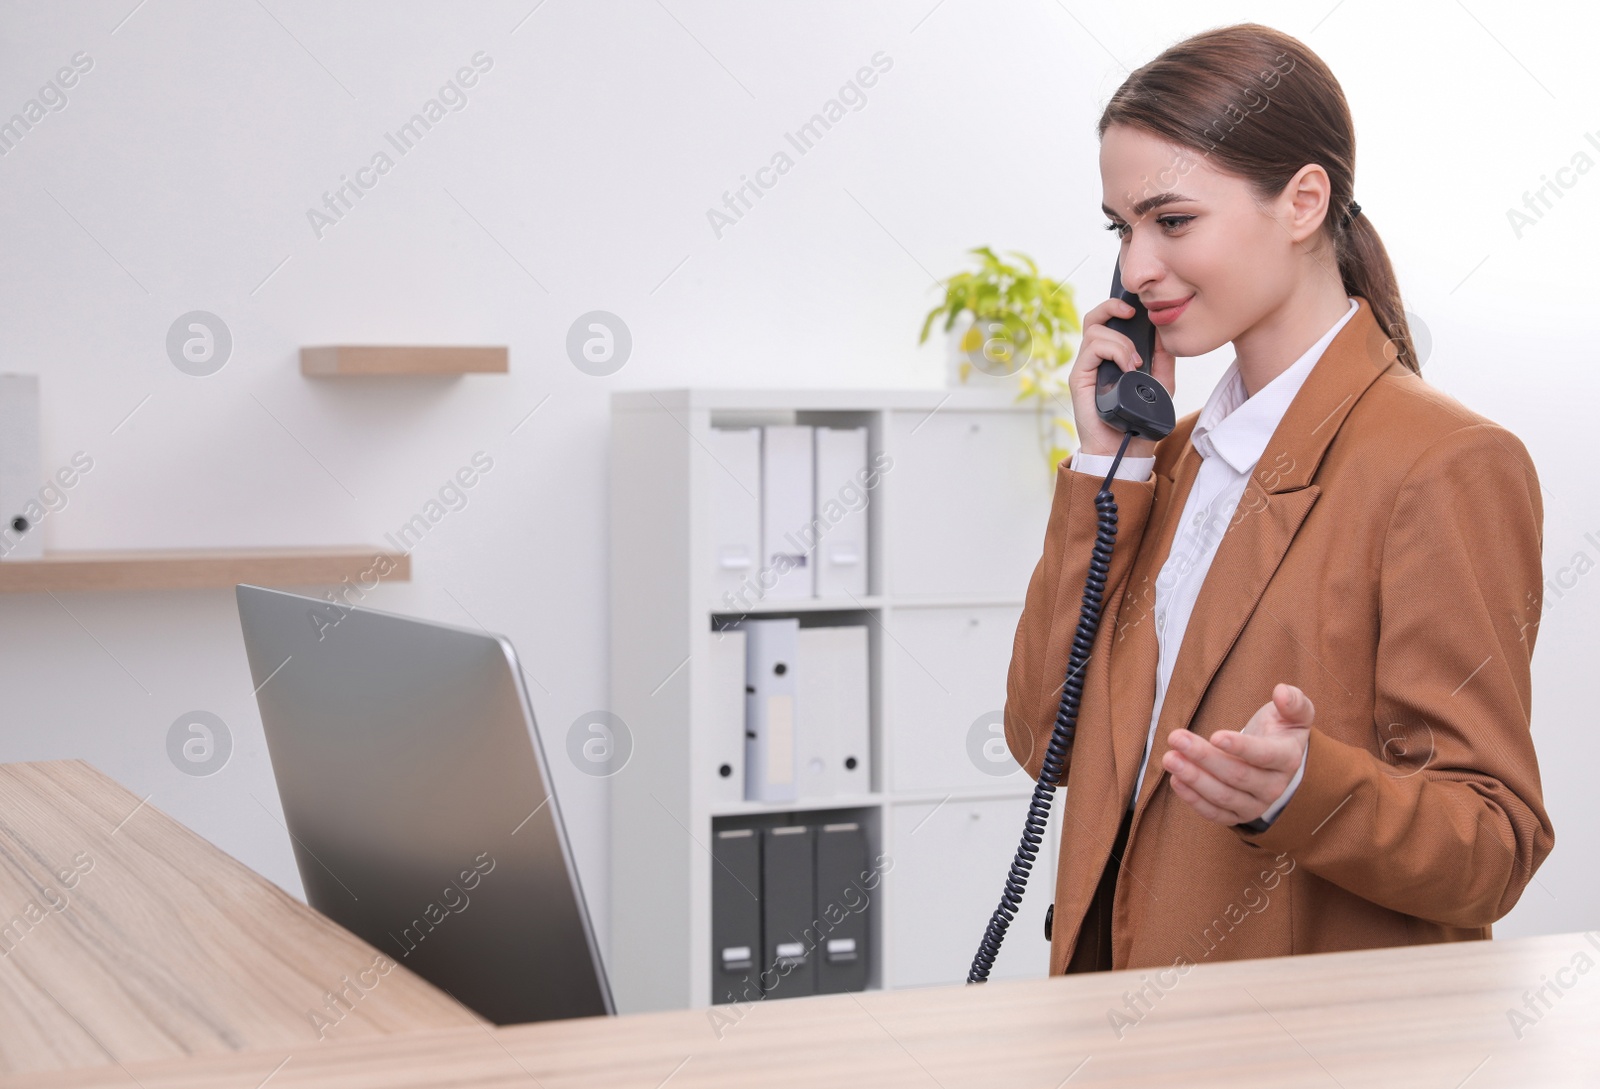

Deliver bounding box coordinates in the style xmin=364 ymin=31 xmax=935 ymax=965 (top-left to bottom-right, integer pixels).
xmin=1102 ymin=192 xmax=1198 ymax=219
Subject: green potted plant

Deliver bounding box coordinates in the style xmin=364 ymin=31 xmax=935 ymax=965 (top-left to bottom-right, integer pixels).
xmin=919 ymin=247 xmax=1084 ymax=474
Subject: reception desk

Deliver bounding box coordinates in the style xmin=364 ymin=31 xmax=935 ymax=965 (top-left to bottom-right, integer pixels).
xmin=2 ymin=760 xmax=1593 ymax=1088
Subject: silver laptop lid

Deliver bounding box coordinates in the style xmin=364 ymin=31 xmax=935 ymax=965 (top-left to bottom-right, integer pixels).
xmin=236 ymin=583 xmax=612 ymax=1023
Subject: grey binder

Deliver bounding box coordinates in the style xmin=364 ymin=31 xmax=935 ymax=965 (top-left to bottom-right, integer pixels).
xmin=760 ymin=825 xmax=816 ymax=997
xmin=710 ymin=828 xmax=761 ymax=1003
xmin=815 ymin=821 xmax=869 ymax=993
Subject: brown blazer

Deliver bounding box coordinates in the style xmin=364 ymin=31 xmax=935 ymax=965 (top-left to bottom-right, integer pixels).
xmin=1004 ymin=295 xmax=1554 ymax=975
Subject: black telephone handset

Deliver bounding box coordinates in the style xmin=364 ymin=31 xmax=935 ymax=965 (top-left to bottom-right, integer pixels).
xmin=967 ymin=260 xmax=1175 ymax=984
xmin=1095 ymin=261 xmax=1176 ymax=440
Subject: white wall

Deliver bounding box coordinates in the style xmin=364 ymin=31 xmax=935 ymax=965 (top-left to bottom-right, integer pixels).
xmin=0 ymin=0 xmax=1593 ymax=972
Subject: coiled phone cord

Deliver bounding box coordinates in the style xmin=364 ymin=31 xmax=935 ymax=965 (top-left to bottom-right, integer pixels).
xmin=967 ymin=429 xmax=1135 ymax=984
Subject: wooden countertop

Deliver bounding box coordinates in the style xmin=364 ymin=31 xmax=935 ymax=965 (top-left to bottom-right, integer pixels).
xmin=0 ymin=761 xmax=481 ymax=1077
xmin=15 ymin=929 xmax=1600 ymax=1088
xmin=3 ymin=760 xmax=1594 ymax=1088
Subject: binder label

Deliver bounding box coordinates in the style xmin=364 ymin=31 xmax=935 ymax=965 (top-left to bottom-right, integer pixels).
xmin=766 ymin=694 xmax=795 ymax=785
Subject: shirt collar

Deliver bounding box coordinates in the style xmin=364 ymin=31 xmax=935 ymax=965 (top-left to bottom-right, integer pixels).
xmin=1191 ymin=297 xmax=1359 ymax=473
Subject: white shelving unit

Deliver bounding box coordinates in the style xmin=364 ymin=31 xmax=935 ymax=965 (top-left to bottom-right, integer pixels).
xmin=608 ymin=388 xmax=1063 ymax=1013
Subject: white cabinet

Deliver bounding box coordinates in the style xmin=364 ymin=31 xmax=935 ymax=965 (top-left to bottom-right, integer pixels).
xmin=884 ymin=604 xmax=1029 ymax=793
xmin=609 ymin=389 xmax=1057 ymax=1013
xmin=885 ymin=796 xmax=1061 ymax=987
xmin=884 ymin=409 xmax=1052 ymax=601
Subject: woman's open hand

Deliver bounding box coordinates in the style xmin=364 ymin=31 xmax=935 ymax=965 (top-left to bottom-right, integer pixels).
xmin=1161 ymin=683 xmax=1314 ymax=826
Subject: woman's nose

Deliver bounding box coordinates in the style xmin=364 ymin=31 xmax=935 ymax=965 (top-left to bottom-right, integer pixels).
xmin=1118 ymin=238 xmax=1165 ymax=295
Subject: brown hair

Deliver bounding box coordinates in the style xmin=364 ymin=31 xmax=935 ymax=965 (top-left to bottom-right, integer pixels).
xmin=1097 ymin=23 xmax=1418 ymax=375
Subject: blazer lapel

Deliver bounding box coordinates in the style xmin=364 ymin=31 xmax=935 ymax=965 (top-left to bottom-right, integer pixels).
xmin=1107 ymin=442 xmax=1197 ymax=807
xmin=1124 ymin=296 xmax=1399 ymax=822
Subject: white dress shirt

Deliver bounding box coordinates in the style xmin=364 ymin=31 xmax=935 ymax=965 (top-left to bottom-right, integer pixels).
xmin=1069 ymin=297 xmax=1359 ymax=826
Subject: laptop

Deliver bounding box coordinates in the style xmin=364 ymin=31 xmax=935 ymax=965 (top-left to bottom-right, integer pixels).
xmin=235 ymin=584 xmax=613 ymax=1024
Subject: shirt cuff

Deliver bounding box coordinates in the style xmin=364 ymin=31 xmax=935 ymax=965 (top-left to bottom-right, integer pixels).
xmin=1237 ymin=743 xmax=1309 ymax=833
xmin=1070 ymin=449 xmax=1157 ymax=482
xmin=1262 ymin=743 xmax=1308 ymax=823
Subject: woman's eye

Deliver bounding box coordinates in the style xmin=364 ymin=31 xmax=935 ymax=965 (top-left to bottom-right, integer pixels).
xmin=1102 ymin=216 xmax=1193 ymax=236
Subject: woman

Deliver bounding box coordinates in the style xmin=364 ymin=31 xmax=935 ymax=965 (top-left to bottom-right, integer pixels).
xmin=1003 ymin=23 xmax=1553 ymax=977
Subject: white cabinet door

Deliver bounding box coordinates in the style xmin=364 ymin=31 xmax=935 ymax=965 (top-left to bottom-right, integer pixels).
xmin=884 ymin=795 xmax=1060 ymax=988
xmin=884 ymin=604 xmax=1032 ymax=793
xmin=884 ymin=409 xmax=1051 ymax=601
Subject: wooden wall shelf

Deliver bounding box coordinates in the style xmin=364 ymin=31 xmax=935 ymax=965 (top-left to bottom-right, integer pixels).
xmin=300 ymin=345 xmax=508 ymax=376
xmin=0 ymin=546 xmax=410 ymax=593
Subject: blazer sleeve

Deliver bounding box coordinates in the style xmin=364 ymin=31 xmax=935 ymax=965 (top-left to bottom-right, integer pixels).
xmin=1232 ymin=423 xmax=1554 ymax=929
xmin=1004 ymin=458 xmax=1158 ymax=783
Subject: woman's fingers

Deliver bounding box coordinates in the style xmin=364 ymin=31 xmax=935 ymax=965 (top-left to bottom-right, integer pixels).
xmin=1163 ymin=746 xmax=1259 ymax=820
xmin=1069 ymin=297 xmax=1161 ymax=458
xmin=1074 ymin=305 xmax=1144 ymax=380
xmin=1080 ymin=296 xmax=1138 ymax=334
xmin=1164 ymin=729 xmax=1297 ymax=824
xmin=1168 ymin=772 xmax=1247 ymax=826
xmin=1209 ymin=728 xmax=1302 ymax=775
xmin=1171 ymin=730 xmax=1290 ymax=789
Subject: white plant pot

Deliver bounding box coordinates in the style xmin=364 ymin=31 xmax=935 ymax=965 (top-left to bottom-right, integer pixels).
xmin=944 ymin=312 xmax=1030 ymax=390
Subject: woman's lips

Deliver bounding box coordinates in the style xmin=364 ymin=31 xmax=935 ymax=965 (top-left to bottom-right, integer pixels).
xmin=1147 ymin=294 xmax=1193 ymax=326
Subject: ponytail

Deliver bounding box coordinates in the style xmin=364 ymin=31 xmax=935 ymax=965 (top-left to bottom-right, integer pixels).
xmin=1336 ymin=206 xmax=1419 ymax=374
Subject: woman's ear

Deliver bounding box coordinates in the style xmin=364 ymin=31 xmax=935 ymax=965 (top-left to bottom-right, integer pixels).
xmin=1279 ymin=163 xmax=1334 ymax=243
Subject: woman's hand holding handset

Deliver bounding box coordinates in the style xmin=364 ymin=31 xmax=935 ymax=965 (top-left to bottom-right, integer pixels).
xmin=1069 ymin=297 xmax=1178 ymax=460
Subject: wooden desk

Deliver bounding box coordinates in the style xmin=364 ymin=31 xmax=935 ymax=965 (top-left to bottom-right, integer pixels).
xmin=4 ymin=760 xmax=1596 ymax=1088
xmin=0 ymin=761 xmax=480 ymax=1077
